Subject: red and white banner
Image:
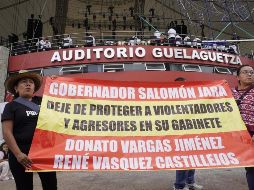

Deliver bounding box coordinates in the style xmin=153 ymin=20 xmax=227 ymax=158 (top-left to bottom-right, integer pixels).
xmin=28 ymin=77 xmax=254 ymax=171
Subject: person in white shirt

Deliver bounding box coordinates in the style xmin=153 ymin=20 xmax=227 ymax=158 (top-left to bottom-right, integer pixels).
xmin=63 ymin=35 xmax=73 ymax=48
xmin=44 ymin=38 xmax=51 ymax=50
xmin=229 ymin=43 xmax=238 ymax=54
xmin=36 ymin=37 xmax=51 ymax=50
xmin=184 ymin=35 xmax=192 ymax=46
xmin=153 ymin=30 xmax=161 ymax=45
xmin=154 ymin=30 xmax=161 ymax=39
xmin=168 ymin=28 xmax=176 ymax=39
xmin=36 ymin=37 xmax=46 ymax=50
xmin=84 ymin=34 xmax=96 ymax=47
xmin=128 ymin=36 xmax=141 ymax=46
xmin=175 ymin=35 xmax=182 ymax=46
xmin=168 ymin=28 xmax=177 ymax=45
xmin=192 ymin=37 xmax=201 ymax=48
xmin=0 ymin=142 xmax=13 ymax=181
xmin=89 ymin=34 xmax=96 ymax=46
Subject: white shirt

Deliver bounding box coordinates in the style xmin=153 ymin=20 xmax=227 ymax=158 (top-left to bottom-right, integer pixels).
xmin=128 ymin=36 xmax=140 ymax=46
xmin=36 ymin=39 xmax=46 ymax=49
xmin=44 ymin=41 xmax=51 ymax=48
xmin=63 ymin=37 xmax=73 ymax=47
xmin=175 ymin=35 xmax=182 ymax=40
xmin=89 ymin=35 xmax=96 ymax=46
xmin=184 ymin=36 xmax=191 ymax=41
xmin=0 ymin=151 xmax=4 ymax=160
xmin=193 ymin=37 xmax=201 ymax=42
xmin=229 ymin=44 xmax=238 ymax=54
xmin=154 ymin=31 xmax=161 ymax=39
xmin=0 ymin=102 xmax=7 ymax=143
xmin=168 ymin=28 xmax=176 ymax=38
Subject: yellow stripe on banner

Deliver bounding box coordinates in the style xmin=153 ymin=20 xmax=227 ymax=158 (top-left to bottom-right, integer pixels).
xmin=36 ymin=95 xmax=246 ymax=136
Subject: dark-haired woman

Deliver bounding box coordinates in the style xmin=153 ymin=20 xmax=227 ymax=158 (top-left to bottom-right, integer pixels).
xmin=1 ymin=71 xmax=57 ymax=190
xmin=232 ymin=65 xmax=254 ymax=190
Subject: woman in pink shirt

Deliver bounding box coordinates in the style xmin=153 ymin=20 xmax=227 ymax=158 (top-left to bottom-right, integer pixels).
xmin=232 ymin=65 xmax=254 ymax=190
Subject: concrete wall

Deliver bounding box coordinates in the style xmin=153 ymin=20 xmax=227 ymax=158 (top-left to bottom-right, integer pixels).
xmin=0 ymin=102 xmax=7 ymax=144
xmin=0 ymin=46 xmax=9 ymax=102
xmin=0 ymin=46 xmax=9 ymax=143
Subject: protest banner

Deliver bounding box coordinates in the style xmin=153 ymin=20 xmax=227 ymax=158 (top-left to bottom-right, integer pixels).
xmin=28 ymin=77 xmax=254 ymax=171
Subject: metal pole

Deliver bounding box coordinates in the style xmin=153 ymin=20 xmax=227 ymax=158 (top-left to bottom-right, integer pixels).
xmin=215 ymin=22 xmax=231 ymax=40
xmin=233 ymin=23 xmax=254 ymax=38
xmin=138 ymin=16 xmax=157 ymax=31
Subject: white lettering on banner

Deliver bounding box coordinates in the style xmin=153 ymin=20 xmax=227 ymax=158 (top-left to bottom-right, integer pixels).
xmin=155 ymin=152 xmax=239 ymax=169
xmin=53 ymin=154 xmax=89 ymax=169
xmin=138 ymin=87 xmax=196 ymax=99
xmin=192 ymin=50 xmax=200 ymax=60
xmin=120 ymin=139 xmax=172 ymax=153
xmin=65 ymin=139 xmax=118 ymax=152
xmin=200 ymin=51 xmax=208 ymax=60
xmin=51 ymin=137 xmax=241 ymax=170
xmin=135 ymin=47 xmax=146 ymax=57
xmin=117 ymin=47 xmax=128 ymax=58
xmin=151 ymin=48 xmax=241 ymax=65
xmin=174 ymin=136 xmax=225 ymax=151
xmin=75 ymin=49 xmax=85 ymax=61
xmin=51 ymin=51 xmax=61 ymax=62
xmin=152 ymin=48 xmax=163 ymax=58
xmin=49 ymin=82 xmax=136 ymax=99
xmin=86 ymin=49 xmax=91 ymax=59
xmin=182 ymin=49 xmax=192 ymax=59
xmin=93 ymin=156 xmax=153 ymax=170
xmin=104 ymin=48 xmax=115 ymax=59
xmin=52 ymin=153 xmax=240 ymax=170
xmin=63 ymin=50 xmax=72 ymax=61
xmin=208 ymin=51 xmax=216 ymax=62
xmin=50 ymin=47 xmax=242 ymax=65
xmin=49 ymin=82 xmax=228 ymax=99
xmin=198 ymin=86 xmax=227 ymax=97
xmin=93 ymin=48 xmax=103 ymax=59
xmin=174 ymin=48 xmax=183 ymax=59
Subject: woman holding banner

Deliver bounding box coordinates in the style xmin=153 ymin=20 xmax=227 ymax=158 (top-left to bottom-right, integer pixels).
xmin=232 ymin=65 xmax=254 ymax=190
xmin=1 ymin=71 xmax=57 ymax=190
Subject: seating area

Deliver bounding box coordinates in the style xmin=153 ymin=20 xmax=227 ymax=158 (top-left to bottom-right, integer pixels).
xmin=8 ymin=31 xmax=240 ymax=56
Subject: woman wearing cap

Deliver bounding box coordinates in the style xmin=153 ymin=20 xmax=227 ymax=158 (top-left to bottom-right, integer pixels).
xmin=1 ymin=71 xmax=57 ymax=190
xmin=232 ymin=65 xmax=254 ymax=190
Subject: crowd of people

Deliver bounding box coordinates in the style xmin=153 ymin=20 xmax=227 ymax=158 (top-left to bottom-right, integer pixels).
xmin=10 ymin=29 xmax=240 ymax=56
xmin=149 ymin=28 xmax=238 ymax=54
xmin=11 ymin=33 xmax=96 ymax=55
xmin=0 ymin=65 xmax=254 ymax=190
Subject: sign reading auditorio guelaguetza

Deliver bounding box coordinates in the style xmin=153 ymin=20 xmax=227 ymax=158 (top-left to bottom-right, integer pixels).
xmin=50 ymin=46 xmax=242 ymax=65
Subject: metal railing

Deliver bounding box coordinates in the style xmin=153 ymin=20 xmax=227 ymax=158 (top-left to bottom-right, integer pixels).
xmin=3 ymin=31 xmax=251 ymax=58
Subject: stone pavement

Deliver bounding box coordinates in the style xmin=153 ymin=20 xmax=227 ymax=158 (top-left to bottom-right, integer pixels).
xmin=0 ymin=168 xmax=248 ymax=190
